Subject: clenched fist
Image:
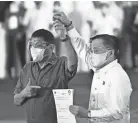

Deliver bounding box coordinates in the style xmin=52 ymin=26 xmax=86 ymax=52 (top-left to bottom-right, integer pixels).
xmin=53 ymin=20 xmax=66 ymax=39
xmin=53 ymin=11 xmax=71 ymax=26
xmin=69 ymin=105 xmax=89 ymax=118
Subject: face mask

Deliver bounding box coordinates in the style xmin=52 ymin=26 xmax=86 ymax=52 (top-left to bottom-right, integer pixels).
xmin=87 ymin=50 xmax=111 ymax=69
xmin=28 ymin=37 xmax=53 ymax=62
xmin=30 ymin=47 xmax=45 ymax=62
xmin=31 ymin=44 xmax=54 ymax=62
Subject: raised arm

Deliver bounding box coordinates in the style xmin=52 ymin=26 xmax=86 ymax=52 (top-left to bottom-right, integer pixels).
xmin=53 ymin=12 xmax=88 ymax=62
xmin=53 ymin=20 xmax=78 ymax=72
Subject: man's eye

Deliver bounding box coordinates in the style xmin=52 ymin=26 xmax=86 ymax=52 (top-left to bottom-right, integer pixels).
xmin=94 ymin=49 xmax=104 ymax=54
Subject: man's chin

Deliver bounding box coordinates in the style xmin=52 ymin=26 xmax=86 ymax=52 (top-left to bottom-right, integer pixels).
xmin=33 ymin=58 xmax=40 ymax=62
xmin=92 ymin=64 xmax=101 ymax=69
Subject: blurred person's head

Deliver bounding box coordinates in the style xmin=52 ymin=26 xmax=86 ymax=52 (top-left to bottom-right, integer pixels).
xmin=122 ymin=1 xmax=132 ymax=7
xmin=28 ymin=29 xmax=55 ymax=62
xmin=115 ymin=1 xmax=123 ymax=7
xmin=93 ymin=1 xmax=102 ymax=9
xmin=101 ymin=4 xmax=109 ymax=16
xmin=72 ymin=1 xmax=77 ymax=10
xmin=9 ymin=1 xmax=19 ymax=13
xmin=19 ymin=1 xmax=24 ymax=7
xmin=53 ymin=1 xmax=61 ymax=13
xmin=34 ymin=1 xmax=42 ymax=9
xmin=86 ymin=34 xmax=119 ymax=70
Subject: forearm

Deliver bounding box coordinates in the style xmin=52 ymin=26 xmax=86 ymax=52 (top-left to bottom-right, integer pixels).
xmin=89 ymin=108 xmax=123 ymax=122
xmin=61 ymin=39 xmax=78 ymax=72
xmin=14 ymin=92 xmax=26 ymax=106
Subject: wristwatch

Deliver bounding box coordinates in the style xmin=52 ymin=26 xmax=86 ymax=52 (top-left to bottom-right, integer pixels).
xmin=65 ymin=21 xmax=72 ymax=28
xmin=65 ymin=21 xmax=74 ymax=31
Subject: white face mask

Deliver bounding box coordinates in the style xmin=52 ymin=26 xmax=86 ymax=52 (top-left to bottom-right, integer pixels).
xmin=30 ymin=47 xmax=45 ymax=62
xmin=87 ymin=50 xmax=111 ymax=69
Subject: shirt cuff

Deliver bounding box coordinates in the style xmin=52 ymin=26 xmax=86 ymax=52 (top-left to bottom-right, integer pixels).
xmin=89 ymin=109 xmax=110 ymax=118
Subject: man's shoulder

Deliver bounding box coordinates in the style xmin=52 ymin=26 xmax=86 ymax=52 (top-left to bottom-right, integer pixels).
xmin=22 ymin=62 xmax=33 ymax=71
xmin=108 ymin=63 xmax=132 ymax=91
xmin=107 ymin=63 xmax=130 ymax=82
xmin=57 ymin=56 xmax=67 ymax=63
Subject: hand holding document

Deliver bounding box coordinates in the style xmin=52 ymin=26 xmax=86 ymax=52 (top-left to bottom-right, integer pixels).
xmin=53 ymin=89 xmax=76 ymax=123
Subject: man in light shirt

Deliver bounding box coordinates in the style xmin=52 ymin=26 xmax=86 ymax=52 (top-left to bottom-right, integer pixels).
xmin=53 ymin=12 xmax=133 ymax=123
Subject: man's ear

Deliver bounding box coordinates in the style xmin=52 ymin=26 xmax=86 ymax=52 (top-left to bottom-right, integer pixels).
xmin=49 ymin=44 xmax=55 ymax=52
xmin=106 ymin=50 xmax=114 ymax=59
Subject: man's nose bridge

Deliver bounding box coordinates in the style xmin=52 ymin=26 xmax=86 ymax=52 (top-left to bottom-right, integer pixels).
xmin=31 ymin=47 xmax=38 ymax=54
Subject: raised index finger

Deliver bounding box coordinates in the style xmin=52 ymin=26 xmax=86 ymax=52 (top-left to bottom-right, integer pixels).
xmin=30 ymin=86 xmax=41 ymax=89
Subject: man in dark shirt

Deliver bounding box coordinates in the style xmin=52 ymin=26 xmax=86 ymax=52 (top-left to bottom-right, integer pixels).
xmin=14 ymin=28 xmax=78 ymax=123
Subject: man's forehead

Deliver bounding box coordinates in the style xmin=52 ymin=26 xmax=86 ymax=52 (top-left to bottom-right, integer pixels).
xmin=90 ymin=39 xmax=106 ymax=48
xmin=31 ymin=37 xmax=44 ymax=41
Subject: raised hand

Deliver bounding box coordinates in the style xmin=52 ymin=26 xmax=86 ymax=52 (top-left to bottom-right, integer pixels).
xmin=21 ymin=78 xmax=41 ymax=98
xmin=53 ymin=19 xmax=66 ymax=39
xmin=53 ymin=11 xmax=71 ymax=26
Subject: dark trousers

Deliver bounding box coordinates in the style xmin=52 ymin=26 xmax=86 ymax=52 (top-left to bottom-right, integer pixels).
xmin=17 ymin=33 xmax=26 ymax=67
xmin=5 ymin=30 xmax=17 ymax=76
xmin=132 ymin=40 xmax=138 ymax=68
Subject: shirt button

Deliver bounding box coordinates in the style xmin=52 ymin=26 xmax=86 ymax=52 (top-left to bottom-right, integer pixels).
xmin=102 ymin=81 xmax=105 ymax=85
xmin=93 ymin=99 xmax=95 ymax=102
xmin=95 ymin=88 xmax=97 ymax=90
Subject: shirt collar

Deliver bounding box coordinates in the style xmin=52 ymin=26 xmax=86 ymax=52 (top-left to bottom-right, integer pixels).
xmin=34 ymin=53 xmax=57 ymax=69
xmin=95 ymin=59 xmax=118 ymax=74
xmin=46 ymin=53 xmax=57 ymax=65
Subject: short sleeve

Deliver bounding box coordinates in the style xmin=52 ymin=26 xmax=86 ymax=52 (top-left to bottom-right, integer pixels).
xmin=61 ymin=56 xmax=77 ymax=82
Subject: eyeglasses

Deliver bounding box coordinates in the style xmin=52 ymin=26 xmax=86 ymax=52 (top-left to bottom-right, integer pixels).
xmin=28 ymin=39 xmax=48 ymax=49
xmin=85 ymin=47 xmax=113 ymax=64
xmin=87 ymin=46 xmax=112 ymax=54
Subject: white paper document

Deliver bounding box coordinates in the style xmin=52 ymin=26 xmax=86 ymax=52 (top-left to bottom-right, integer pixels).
xmin=53 ymin=89 xmax=76 ymax=123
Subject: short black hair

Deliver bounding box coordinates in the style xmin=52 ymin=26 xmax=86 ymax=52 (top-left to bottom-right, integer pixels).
xmin=90 ymin=34 xmax=119 ymax=56
xmin=31 ymin=29 xmax=55 ymax=44
xmin=53 ymin=1 xmax=61 ymax=6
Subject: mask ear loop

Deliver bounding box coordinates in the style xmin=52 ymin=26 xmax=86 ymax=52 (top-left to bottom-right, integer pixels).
xmin=39 ymin=43 xmax=55 ymax=61
xmin=104 ymin=50 xmax=113 ymax=62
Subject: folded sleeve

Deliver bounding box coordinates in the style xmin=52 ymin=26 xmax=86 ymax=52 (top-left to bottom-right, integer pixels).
xmin=68 ymin=28 xmax=88 ymax=64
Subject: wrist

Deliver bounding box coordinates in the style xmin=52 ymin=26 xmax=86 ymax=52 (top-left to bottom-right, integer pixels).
xmin=65 ymin=21 xmax=72 ymax=27
xmin=65 ymin=21 xmax=74 ymax=31
xmin=60 ymin=35 xmax=69 ymax=42
xmin=59 ymin=34 xmax=66 ymax=40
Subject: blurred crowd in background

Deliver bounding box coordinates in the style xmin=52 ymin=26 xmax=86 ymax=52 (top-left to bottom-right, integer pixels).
xmin=0 ymin=1 xmax=138 ymax=79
